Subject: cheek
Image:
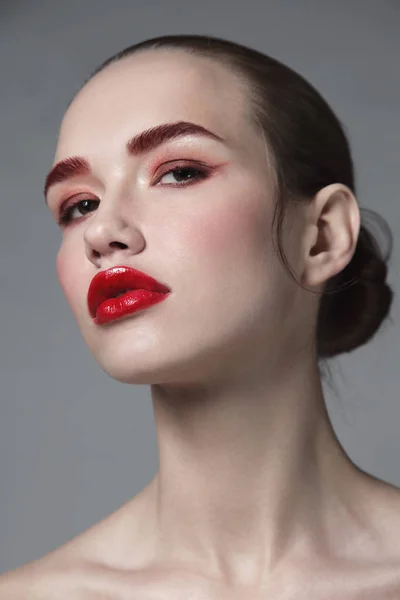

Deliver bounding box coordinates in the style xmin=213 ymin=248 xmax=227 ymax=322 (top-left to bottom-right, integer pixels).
xmin=56 ymin=249 xmax=69 ymax=294
xmin=179 ymin=188 xmax=273 ymax=268
xmin=56 ymin=244 xmax=85 ymax=310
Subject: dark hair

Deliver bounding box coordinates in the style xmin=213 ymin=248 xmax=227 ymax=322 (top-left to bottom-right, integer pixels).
xmin=87 ymin=34 xmax=394 ymax=361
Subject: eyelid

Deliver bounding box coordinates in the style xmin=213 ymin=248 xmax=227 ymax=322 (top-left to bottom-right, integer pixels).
xmin=154 ymin=158 xmax=210 ymax=176
xmin=58 ymin=160 xmax=203 ymax=208
xmin=57 ymin=156 xmax=218 ymax=207
xmin=146 ymin=141 xmax=223 ymax=172
xmin=54 ymin=183 xmax=100 ymax=208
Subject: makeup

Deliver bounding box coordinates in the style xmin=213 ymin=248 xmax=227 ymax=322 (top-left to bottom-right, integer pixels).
xmin=44 ymin=120 xmax=225 ymax=202
xmin=87 ymin=265 xmax=171 ymax=325
xmin=93 ymin=289 xmax=169 ymax=325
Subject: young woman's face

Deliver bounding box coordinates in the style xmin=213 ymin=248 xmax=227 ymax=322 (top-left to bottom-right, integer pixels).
xmin=46 ymin=50 xmax=308 ymax=385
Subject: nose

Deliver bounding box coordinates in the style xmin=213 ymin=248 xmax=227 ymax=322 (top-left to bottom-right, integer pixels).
xmin=83 ymin=202 xmax=146 ymax=267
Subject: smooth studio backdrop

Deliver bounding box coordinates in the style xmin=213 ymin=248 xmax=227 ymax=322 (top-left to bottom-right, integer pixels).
xmin=0 ymin=0 xmax=399 ymax=573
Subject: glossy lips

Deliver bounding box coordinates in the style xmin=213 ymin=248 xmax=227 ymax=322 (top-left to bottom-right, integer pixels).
xmin=87 ymin=266 xmax=171 ymax=325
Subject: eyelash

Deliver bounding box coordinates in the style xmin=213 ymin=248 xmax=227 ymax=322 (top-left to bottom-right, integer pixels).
xmin=57 ymin=163 xmax=210 ymax=226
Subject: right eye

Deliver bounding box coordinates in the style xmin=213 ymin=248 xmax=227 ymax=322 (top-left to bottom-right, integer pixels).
xmin=58 ymin=198 xmax=99 ymax=226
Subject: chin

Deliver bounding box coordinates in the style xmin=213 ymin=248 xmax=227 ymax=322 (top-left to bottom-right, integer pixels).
xmin=94 ymin=358 xmax=199 ymax=386
xmin=90 ymin=346 xmax=170 ymax=385
xmin=91 ymin=343 xmax=229 ymax=387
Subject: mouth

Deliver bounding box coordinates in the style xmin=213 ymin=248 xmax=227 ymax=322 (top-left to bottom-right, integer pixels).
xmin=87 ymin=266 xmax=171 ymax=322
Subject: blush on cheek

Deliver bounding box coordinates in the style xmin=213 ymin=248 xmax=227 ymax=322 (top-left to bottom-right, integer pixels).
xmin=56 ymin=251 xmax=67 ymax=286
xmin=56 ymin=250 xmax=78 ymax=302
xmin=189 ymin=201 xmax=265 ymax=258
xmin=56 ymin=247 xmax=92 ymax=323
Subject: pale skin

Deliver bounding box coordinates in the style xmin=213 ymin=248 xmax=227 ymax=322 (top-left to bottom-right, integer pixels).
xmin=2 ymin=49 xmax=400 ymax=598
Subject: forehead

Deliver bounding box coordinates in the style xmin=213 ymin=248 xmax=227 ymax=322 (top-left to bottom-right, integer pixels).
xmin=55 ymin=50 xmax=254 ymax=161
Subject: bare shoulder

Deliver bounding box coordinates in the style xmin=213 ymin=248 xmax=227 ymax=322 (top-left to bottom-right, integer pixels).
xmin=0 ymin=562 xmax=51 ymax=598
xmin=2 ymin=477 xmax=400 ymax=599
xmin=0 ymin=529 xmax=110 ymax=599
xmin=0 ymin=508 xmax=140 ymax=598
xmin=0 ymin=554 xmax=154 ymax=600
xmin=0 ymin=556 xmax=87 ymax=599
xmin=0 ymin=567 xmax=29 ymax=598
xmin=0 ymin=506 xmax=146 ymax=599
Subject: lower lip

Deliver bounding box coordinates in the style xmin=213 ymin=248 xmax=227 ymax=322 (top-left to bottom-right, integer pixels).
xmin=93 ymin=289 xmax=170 ymax=325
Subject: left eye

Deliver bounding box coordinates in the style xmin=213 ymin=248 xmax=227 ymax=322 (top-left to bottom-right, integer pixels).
xmin=157 ymin=165 xmax=209 ymax=186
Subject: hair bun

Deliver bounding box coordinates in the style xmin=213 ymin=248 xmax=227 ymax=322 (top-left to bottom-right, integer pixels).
xmin=317 ymin=209 xmax=394 ymax=358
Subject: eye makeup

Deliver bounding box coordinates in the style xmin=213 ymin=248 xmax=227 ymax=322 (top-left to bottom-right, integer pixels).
xmin=44 ymin=120 xmax=227 ymax=202
xmin=56 ymin=161 xmax=214 ymax=227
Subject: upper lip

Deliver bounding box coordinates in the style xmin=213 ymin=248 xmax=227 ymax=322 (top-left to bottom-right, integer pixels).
xmin=87 ymin=265 xmax=171 ymax=318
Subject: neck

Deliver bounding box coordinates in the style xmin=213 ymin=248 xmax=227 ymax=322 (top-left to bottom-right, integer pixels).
xmin=136 ymin=354 xmax=367 ymax=586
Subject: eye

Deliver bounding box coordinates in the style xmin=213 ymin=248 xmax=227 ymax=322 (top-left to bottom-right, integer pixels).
xmin=57 ymin=163 xmax=211 ymax=227
xmin=58 ymin=198 xmax=99 ymax=226
xmin=156 ymin=164 xmax=209 ymax=186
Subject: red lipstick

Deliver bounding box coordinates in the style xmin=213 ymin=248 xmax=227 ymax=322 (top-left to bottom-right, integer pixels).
xmin=87 ymin=266 xmax=171 ymax=325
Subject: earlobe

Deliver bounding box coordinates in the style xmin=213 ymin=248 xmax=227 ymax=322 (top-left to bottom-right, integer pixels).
xmin=301 ymin=183 xmax=360 ymax=289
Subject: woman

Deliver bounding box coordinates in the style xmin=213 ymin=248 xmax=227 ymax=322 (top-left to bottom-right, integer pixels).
xmin=2 ymin=34 xmax=399 ymax=598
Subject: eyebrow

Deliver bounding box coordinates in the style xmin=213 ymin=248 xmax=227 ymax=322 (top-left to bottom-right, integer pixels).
xmin=44 ymin=120 xmax=225 ymax=202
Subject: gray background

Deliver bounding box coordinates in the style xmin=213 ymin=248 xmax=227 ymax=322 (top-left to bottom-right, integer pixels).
xmin=0 ymin=0 xmax=399 ymax=574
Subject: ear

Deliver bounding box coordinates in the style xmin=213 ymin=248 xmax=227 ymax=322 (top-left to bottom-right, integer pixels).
xmin=300 ymin=183 xmax=361 ymax=289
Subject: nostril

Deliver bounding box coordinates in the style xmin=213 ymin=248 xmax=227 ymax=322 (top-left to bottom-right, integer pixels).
xmin=110 ymin=242 xmax=128 ymax=249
